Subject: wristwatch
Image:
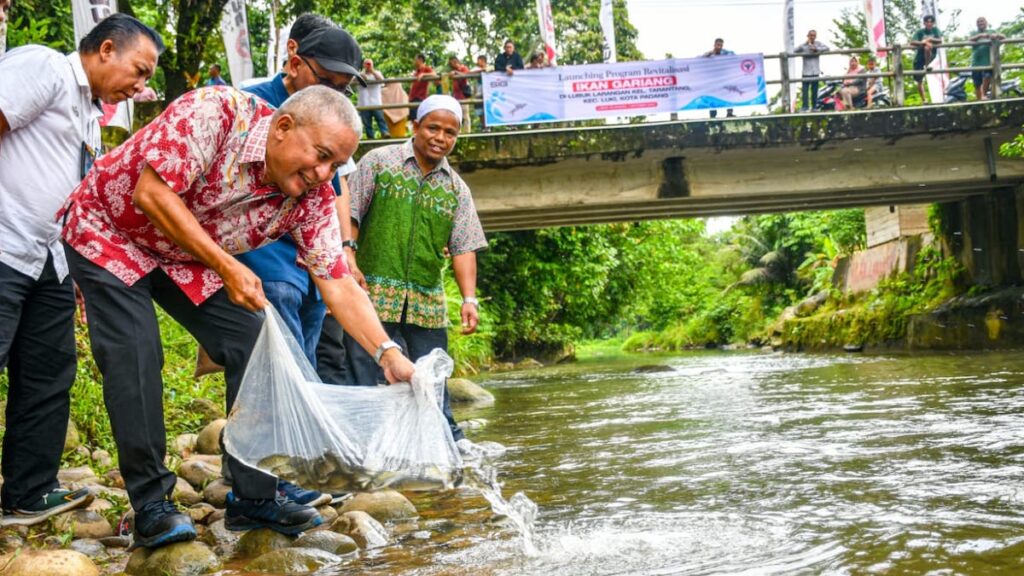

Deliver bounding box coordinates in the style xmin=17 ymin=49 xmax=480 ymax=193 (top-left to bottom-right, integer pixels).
xmin=373 ymin=340 xmax=402 ymax=365
xmin=463 ymin=296 xmax=479 ymax=307
xmin=342 ymin=239 xmax=359 ymax=251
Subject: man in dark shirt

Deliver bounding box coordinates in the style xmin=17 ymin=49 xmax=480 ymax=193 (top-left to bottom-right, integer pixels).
xmin=910 ymin=15 xmax=943 ymax=102
xmin=494 ymin=40 xmax=524 ymax=75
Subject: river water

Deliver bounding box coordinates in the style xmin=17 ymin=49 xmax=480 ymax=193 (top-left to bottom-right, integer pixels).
xmin=272 ymin=350 xmax=1024 ymax=575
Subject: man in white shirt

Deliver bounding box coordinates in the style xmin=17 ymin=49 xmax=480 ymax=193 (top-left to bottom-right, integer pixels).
xmin=357 ymin=58 xmax=387 ymax=139
xmin=0 ymin=13 xmax=162 ymax=526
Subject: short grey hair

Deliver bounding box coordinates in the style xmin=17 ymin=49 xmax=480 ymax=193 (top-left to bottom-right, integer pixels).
xmin=274 ymin=85 xmax=363 ymax=137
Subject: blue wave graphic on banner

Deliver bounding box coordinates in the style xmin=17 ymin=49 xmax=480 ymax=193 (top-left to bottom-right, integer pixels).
xmin=680 ymin=92 xmax=767 ymax=110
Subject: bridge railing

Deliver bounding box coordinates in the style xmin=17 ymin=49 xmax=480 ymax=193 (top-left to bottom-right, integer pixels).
xmin=768 ymin=37 xmax=1024 ymax=109
xmin=354 ymin=37 xmax=1024 ymax=124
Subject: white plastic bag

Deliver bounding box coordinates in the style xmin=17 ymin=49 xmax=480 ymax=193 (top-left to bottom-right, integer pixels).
xmin=223 ymin=305 xmax=463 ymax=492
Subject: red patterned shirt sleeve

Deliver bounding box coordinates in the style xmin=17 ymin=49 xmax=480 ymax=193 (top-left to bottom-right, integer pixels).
xmin=292 ymin=183 xmax=349 ymax=281
xmin=139 ymin=90 xmax=233 ymax=194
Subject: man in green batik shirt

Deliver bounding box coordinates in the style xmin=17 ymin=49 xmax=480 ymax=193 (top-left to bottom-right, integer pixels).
xmin=344 ymin=94 xmax=486 ymax=444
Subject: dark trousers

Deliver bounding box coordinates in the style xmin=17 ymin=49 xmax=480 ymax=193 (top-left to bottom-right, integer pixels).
xmin=344 ymin=317 xmax=464 ymax=441
xmin=0 ymin=256 xmax=76 ymax=509
xmin=359 ymin=110 xmax=389 ymax=140
xmin=65 ymin=245 xmax=277 ymax=511
xmin=801 ymin=78 xmax=820 ymax=110
xmin=315 ymin=314 xmax=351 ymax=385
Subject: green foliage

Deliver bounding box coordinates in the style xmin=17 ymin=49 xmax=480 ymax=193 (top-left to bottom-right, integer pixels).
xmin=781 ymin=246 xmax=964 ymax=348
xmin=444 ymin=272 xmax=494 ymax=376
xmin=830 ymin=0 xmax=959 ymax=50
xmin=6 ymin=1 xmax=75 ymax=51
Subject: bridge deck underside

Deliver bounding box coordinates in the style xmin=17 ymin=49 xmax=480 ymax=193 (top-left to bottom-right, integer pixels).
xmin=466 ymin=127 xmax=1022 ymax=231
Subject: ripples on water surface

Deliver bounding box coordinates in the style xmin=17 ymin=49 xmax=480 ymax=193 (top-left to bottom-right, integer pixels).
xmin=282 ymin=351 xmax=1024 ymax=575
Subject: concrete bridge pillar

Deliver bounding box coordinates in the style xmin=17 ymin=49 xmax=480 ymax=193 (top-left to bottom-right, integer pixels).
xmin=936 ymin=186 xmax=1023 ymax=286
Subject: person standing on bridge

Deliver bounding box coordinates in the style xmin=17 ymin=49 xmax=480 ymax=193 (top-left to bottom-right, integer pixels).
xmin=704 ymin=38 xmax=735 ymax=118
xmin=970 ymin=17 xmax=1004 ymax=101
xmin=343 ymin=94 xmax=487 ymax=450
xmin=910 ymin=15 xmax=943 ymax=102
xmin=794 ymin=30 xmax=829 ymax=112
xmin=495 ymin=40 xmax=524 ymax=76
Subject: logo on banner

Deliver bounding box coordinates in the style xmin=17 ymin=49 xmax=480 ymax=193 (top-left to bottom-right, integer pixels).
xmin=740 ymin=59 xmax=756 ymax=73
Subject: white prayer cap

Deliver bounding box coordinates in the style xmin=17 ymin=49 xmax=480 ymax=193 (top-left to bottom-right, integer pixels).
xmin=416 ymin=94 xmax=463 ymax=124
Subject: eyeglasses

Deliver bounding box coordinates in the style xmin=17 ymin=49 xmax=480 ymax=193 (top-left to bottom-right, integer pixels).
xmin=300 ymin=56 xmax=354 ymax=97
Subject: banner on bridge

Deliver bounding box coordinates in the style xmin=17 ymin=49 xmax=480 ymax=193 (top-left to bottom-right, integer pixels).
xmin=482 ymin=54 xmax=767 ymax=126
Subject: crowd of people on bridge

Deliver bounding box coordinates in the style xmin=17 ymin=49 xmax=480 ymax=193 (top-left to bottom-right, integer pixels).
xmin=0 ymin=9 xmax=487 ymax=551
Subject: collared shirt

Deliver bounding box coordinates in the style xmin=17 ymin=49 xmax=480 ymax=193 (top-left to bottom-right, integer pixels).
xmin=349 ymin=139 xmax=487 ymax=328
xmin=794 ymin=41 xmax=829 ymax=76
xmin=237 ymin=73 xmax=354 ymax=295
xmin=0 ymin=47 xmax=102 ymax=281
xmin=60 ymin=86 xmax=348 ymax=305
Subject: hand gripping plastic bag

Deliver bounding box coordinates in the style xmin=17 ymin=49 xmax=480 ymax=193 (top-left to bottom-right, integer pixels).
xmin=223 ymin=305 xmax=463 ymax=492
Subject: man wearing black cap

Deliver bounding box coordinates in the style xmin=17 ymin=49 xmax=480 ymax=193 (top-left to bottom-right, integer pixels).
xmin=235 ymin=24 xmax=366 ymax=509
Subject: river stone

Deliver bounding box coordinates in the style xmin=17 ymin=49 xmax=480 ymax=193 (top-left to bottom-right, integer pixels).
xmin=201 ymin=478 xmax=231 ymax=507
xmin=98 ymin=535 xmax=131 ymax=548
xmin=0 ymin=549 xmax=99 ymax=576
xmin=337 ymin=490 xmax=417 ymax=522
xmin=69 ymin=538 xmax=106 ymax=558
xmin=459 ymin=418 xmax=488 ymax=430
xmin=447 ymin=378 xmax=495 ymax=406
xmin=234 ymin=528 xmax=294 ymax=558
xmin=195 ymin=419 xmax=226 ymax=455
xmin=64 ymin=420 xmax=81 ymax=452
xmin=104 ymin=469 xmax=125 ymax=489
xmin=86 ymin=497 xmax=113 ymax=513
xmin=513 ymin=358 xmax=543 ymax=370
xmin=171 ymin=433 xmax=199 ymax=458
xmin=187 ymin=503 xmax=216 ymax=524
xmin=90 ymin=449 xmax=113 ymax=469
xmin=317 ymin=504 xmax=339 ymax=525
xmin=53 ymin=509 xmax=114 ymax=539
xmin=245 ymin=547 xmax=342 ymax=573
xmin=198 ymin=519 xmax=238 ymax=557
xmin=187 ymin=398 xmax=225 ymax=427
xmin=173 ymin=476 xmax=203 ymax=506
xmin=331 ymin=511 xmax=388 ymax=549
xmin=0 ymin=531 xmax=23 ymax=553
xmin=292 ymin=530 xmax=358 ymax=555
xmin=631 ymin=364 xmax=674 ymax=374
xmin=125 ymin=541 xmax=220 ymax=576
xmin=58 ymin=466 xmax=98 ymax=484
xmin=177 ymin=457 xmax=222 ymax=489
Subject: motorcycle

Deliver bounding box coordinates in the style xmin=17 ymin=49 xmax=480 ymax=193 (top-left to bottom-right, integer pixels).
xmin=816 ymin=77 xmax=891 ymax=111
xmin=945 ymin=72 xmax=1024 ymax=102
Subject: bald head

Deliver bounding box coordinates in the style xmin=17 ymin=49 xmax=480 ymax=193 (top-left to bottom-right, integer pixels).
xmin=274 ymin=84 xmax=362 ymax=135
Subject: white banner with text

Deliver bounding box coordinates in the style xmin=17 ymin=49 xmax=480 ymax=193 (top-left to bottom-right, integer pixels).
xmin=482 ymin=54 xmax=767 ymax=126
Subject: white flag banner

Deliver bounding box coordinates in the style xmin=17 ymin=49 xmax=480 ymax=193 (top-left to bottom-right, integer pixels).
xmin=599 ymin=0 xmax=616 ymax=63
xmin=220 ymin=0 xmax=254 ymax=86
xmin=783 ymin=0 xmax=796 ymax=111
xmin=536 ymin=0 xmax=557 ymax=65
xmin=266 ymin=4 xmax=277 ymax=76
xmin=71 ymin=0 xmax=133 ymax=131
xmin=863 ymin=0 xmax=886 ymax=57
xmin=919 ymin=2 xmax=948 ymax=103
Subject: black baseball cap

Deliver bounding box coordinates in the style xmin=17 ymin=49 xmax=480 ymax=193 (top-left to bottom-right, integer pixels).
xmin=297 ymin=27 xmax=367 ymax=87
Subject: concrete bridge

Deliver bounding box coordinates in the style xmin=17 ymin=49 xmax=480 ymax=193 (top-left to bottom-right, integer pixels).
xmin=360 ymin=99 xmax=1024 ymax=231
